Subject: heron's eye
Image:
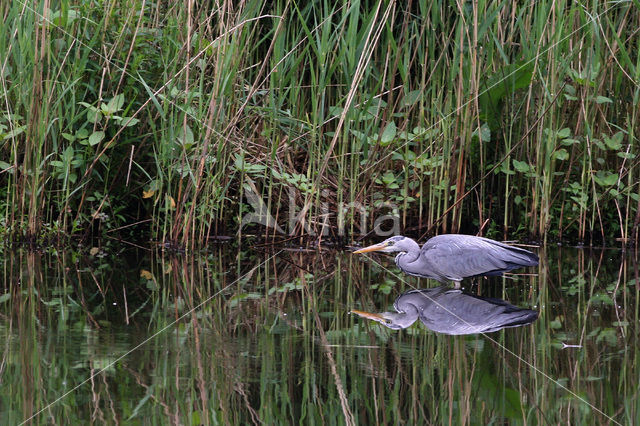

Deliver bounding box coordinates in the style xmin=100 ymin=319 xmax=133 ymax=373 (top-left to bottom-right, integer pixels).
xmin=384 ymin=319 xmax=392 ymax=324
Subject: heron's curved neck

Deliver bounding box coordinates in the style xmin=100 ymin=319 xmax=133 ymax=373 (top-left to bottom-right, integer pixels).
xmin=394 ymin=304 xmax=420 ymax=328
xmin=395 ymin=238 xmax=421 ymax=264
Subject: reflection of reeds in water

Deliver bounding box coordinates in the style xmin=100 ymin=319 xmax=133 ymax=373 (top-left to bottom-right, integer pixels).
xmin=0 ymin=247 xmax=637 ymax=423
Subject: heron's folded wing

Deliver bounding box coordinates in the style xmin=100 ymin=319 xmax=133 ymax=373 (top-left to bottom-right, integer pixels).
xmin=420 ymin=235 xmax=536 ymax=280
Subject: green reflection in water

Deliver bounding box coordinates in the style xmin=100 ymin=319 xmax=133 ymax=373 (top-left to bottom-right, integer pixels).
xmin=0 ymin=246 xmax=637 ymax=424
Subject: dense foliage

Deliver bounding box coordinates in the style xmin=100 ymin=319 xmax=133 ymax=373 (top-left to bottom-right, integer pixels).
xmin=1 ymin=1 xmax=638 ymax=247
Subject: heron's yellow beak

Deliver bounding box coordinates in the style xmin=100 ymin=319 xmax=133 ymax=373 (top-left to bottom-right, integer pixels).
xmin=350 ymin=310 xmax=385 ymax=320
xmin=353 ymin=243 xmax=386 ymax=254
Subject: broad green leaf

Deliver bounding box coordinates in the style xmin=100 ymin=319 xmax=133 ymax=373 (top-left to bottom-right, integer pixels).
xmin=593 ymin=138 xmax=606 ymax=150
xmin=381 ymin=171 xmax=396 ymax=185
xmin=561 ymin=138 xmax=580 ymax=146
xmin=553 ymin=149 xmax=569 ymax=160
xmin=86 ymin=108 xmax=102 ymax=123
xmin=512 ymin=159 xmax=531 ymax=173
xmin=479 ymin=124 xmax=491 ymax=142
xmin=595 ymin=95 xmax=612 ymax=104
xmin=617 ymin=152 xmax=635 ymax=159
xmin=564 ymin=84 xmax=576 ymax=96
xmin=328 ymin=106 xmax=343 ymax=117
xmin=177 ymin=125 xmax=194 ymax=146
xmin=593 ymin=171 xmax=618 ymax=187
xmin=595 ymin=328 xmax=617 ymax=345
xmin=401 ymin=90 xmax=421 ymax=108
xmin=556 ymin=128 xmax=571 ymax=139
xmin=62 ymin=133 xmax=75 ymax=142
xmin=89 ymin=131 xmax=105 ymax=146
xmin=121 ymin=117 xmax=140 ymax=127
xmin=473 ymin=123 xmax=491 ymax=142
xmin=604 ymin=131 xmax=623 ymax=150
xmin=3 ymin=125 xmax=26 ymax=140
xmin=478 ymin=61 xmax=534 ymax=130
xmin=76 ymin=128 xmax=89 ymax=139
xmin=380 ymin=121 xmax=397 ymax=145
xmin=104 ymin=93 xmax=125 ymax=114
xmin=349 ymin=129 xmax=367 ymax=141
xmin=63 ymin=145 xmax=74 ymax=162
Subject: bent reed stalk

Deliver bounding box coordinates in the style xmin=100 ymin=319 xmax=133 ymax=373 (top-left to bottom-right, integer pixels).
xmin=0 ymin=0 xmax=638 ymax=249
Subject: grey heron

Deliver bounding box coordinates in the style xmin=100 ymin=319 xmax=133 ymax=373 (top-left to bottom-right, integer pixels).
xmin=351 ymin=286 xmax=538 ymax=334
xmin=353 ymin=235 xmax=538 ymax=288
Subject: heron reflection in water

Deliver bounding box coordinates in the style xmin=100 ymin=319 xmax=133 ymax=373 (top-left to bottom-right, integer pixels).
xmin=351 ymin=286 xmax=538 ymax=335
xmin=353 ymin=235 xmax=538 ymax=289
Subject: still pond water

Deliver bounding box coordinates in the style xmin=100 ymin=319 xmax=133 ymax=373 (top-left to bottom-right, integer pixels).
xmin=0 ymin=245 xmax=638 ymax=424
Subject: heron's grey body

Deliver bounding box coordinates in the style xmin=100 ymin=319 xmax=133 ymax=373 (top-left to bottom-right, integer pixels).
xmin=354 ymin=286 xmax=538 ymax=334
xmin=354 ymin=234 xmax=538 ymax=287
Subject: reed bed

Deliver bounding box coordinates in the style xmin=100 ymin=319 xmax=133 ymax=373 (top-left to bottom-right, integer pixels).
xmin=0 ymin=0 xmax=638 ymax=248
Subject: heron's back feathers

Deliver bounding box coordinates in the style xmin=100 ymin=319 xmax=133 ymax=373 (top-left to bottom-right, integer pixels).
xmin=396 ymin=234 xmax=538 ymax=282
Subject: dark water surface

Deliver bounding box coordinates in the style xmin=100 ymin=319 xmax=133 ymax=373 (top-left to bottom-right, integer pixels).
xmin=0 ymin=245 xmax=637 ymax=424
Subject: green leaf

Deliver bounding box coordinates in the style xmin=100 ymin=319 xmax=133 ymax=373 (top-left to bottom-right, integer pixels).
xmin=549 ymin=318 xmax=562 ymax=329
xmin=63 ymin=145 xmax=74 ymax=162
xmin=564 ymin=84 xmax=576 ymax=96
xmin=120 ymin=117 xmax=140 ymax=127
xmin=2 ymin=125 xmax=26 ymax=140
xmin=177 ymin=125 xmax=194 ymax=147
xmin=604 ymin=131 xmax=623 ymax=150
xmin=478 ymin=61 xmax=534 ymax=130
xmin=401 ymin=90 xmax=421 ymax=108
xmin=328 ymin=106 xmax=343 ymax=117
xmin=104 ymin=93 xmax=125 ymax=114
xmin=76 ymin=128 xmax=89 ymax=139
xmin=89 ymin=131 xmax=105 ymax=146
xmin=381 ymin=171 xmax=396 ymax=185
xmin=380 ymin=121 xmax=397 ymax=145
xmin=498 ymin=162 xmax=514 ymax=175
xmin=556 ymin=128 xmax=571 ymax=139
xmin=595 ymin=328 xmax=617 ymax=345
xmin=512 ymin=159 xmax=531 ymax=173
xmin=593 ymin=138 xmax=606 ymax=150
xmin=595 ymin=95 xmax=612 ymax=104
xmin=86 ymin=108 xmax=102 ymax=123
xmin=62 ymin=132 xmax=75 ymax=142
xmin=473 ymin=123 xmax=491 ymax=142
xmin=349 ymin=129 xmax=366 ymax=142
xmin=479 ymin=124 xmax=491 ymax=142
xmin=561 ymin=138 xmax=580 ymax=146
xmin=617 ymin=152 xmax=635 ymax=159
xmin=593 ymin=171 xmax=618 ymax=187
xmin=553 ymin=149 xmax=569 ymax=161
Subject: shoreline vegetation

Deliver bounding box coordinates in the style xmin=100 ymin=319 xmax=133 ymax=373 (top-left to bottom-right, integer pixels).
xmin=1 ymin=1 xmax=638 ymax=250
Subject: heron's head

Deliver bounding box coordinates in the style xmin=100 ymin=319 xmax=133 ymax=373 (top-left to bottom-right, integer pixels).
xmin=352 ymin=235 xmax=411 ymax=254
xmin=350 ymin=310 xmax=413 ymax=330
